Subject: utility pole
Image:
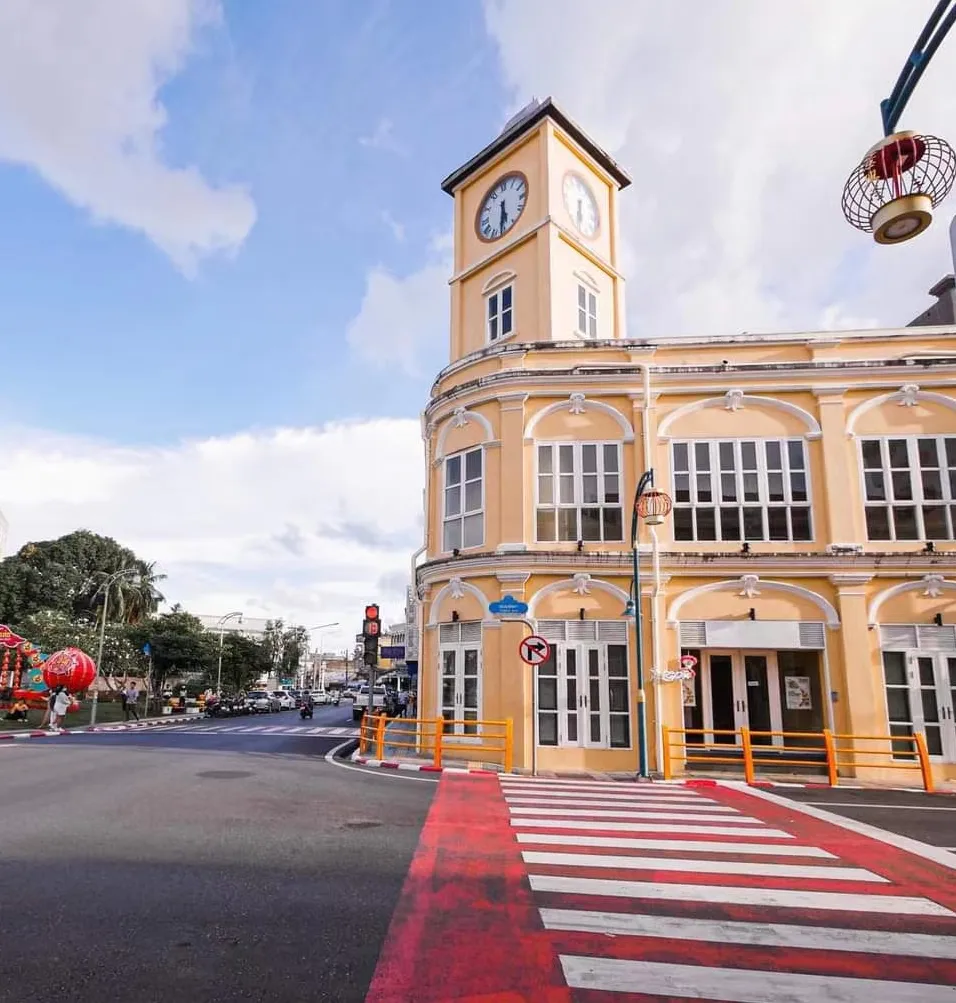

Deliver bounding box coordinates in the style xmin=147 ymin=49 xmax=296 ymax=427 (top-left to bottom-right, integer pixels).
xmin=89 ymin=568 xmax=138 ymax=726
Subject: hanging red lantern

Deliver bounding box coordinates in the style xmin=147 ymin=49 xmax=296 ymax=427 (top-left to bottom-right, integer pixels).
xmin=42 ymin=648 xmax=97 ymax=693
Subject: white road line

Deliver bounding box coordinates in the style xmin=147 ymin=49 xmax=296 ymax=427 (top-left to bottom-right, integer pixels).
xmin=559 ymin=956 xmax=956 ymax=1001
xmin=521 ymin=851 xmax=886 ymax=882
xmin=513 ymin=818 xmax=794 ymax=837
xmin=504 ymin=796 xmax=739 ymax=813
xmin=510 ymin=807 xmax=757 ymax=822
xmin=740 ymin=783 xmax=956 ymax=873
xmin=541 ymin=908 xmax=956 ymax=960
xmin=501 ymin=779 xmax=697 ymax=795
xmin=514 ymin=833 xmax=833 ymax=856
xmin=803 ymin=801 xmax=956 ymax=811
xmin=529 ymin=874 xmax=954 ymax=916
xmin=322 ymin=740 xmax=439 ymax=784
xmin=501 ymin=787 xmax=707 ymax=803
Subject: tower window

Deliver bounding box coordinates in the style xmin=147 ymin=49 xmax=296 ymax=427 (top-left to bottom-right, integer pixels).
xmin=487 ymin=284 xmax=514 ymax=342
xmin=577 ymin=284 xmax=597 ymax=338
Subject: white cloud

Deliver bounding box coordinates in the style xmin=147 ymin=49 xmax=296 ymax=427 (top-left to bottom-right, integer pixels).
xmin=0 ymin=419 xmax=424 ymax=652
xmin=346 ymin=231 xmax=452 ymax=375
xmin=381 ymin=209 xmax=406 ymax=242
xmin=359 ymin=117 xmax=404 ymax=154
xmin=481 ymin=0 xmax=956 ymax=337
xmin=0 ymin=0 xmax=256 ymax=273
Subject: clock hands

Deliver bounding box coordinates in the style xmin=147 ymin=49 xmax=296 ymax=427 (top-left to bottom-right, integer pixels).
xmin=499 ymin=199 xmax=507 ymax=232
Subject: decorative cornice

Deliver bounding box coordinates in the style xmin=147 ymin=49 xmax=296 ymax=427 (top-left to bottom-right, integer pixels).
xmin=495 ymin=571 xmax=531 ymax=584
xmin=829 ymin=574 xmax=874 ymax=586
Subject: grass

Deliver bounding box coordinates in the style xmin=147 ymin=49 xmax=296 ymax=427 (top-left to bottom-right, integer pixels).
xmin=0 ymin=699 xmax=177 ymax=732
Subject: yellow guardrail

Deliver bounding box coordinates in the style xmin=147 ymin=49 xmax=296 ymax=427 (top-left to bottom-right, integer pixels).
xmin=662 ymin=725 xmax=934 ymax=792
xmin=358 ymin=713 xmax=513 ymax=773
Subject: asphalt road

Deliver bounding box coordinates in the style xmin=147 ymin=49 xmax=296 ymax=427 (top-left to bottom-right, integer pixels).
xmin=0 ymin=703 xmax=435 ymax=1003
xmin=772 ymin=785 xmax=956 ymax=850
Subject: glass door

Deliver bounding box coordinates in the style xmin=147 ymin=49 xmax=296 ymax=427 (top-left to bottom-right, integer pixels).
xmin=439 ymin=643 xmax=481 ymax=736
xmin=743 ymin=654 xmax=777 ymax=745
xmin=881 ymin=651 xmax=956 ymax=761
xmin=707 ymin=653 xmax=738 ymax=744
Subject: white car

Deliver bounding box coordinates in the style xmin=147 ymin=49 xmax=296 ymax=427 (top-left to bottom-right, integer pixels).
xmin=245 ymin=692 xmax=272 ymax=714
xmin=273 ymin=691 xmax=295 ymax=710
xmin=310 ymin=690 xmax=332 ymax=705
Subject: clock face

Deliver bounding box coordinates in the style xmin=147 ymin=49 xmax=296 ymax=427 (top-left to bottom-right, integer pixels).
xmin=563 ymin=171 xmax=599 ymax=238
xmin=476 ymin=172 xmax=528 ymax=241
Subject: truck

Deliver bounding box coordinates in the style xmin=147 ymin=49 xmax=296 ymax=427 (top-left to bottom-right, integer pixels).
xmin=352 ymin=683 xmax=387 ymax=721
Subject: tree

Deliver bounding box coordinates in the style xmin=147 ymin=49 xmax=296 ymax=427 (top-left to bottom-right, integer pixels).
xmin=127 ymin=610 xmax=215 ymax=702
xmin=262 ymin=619 xmax=285 ymax=682
xmin=280 ymin=625 xmax=310 ymax=684
xmin=212 ymin=633 xmax=272 ymax=694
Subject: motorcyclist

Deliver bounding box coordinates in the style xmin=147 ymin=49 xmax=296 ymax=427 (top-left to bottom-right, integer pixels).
xmin=300 ymin=692 xmax=314 ymax=718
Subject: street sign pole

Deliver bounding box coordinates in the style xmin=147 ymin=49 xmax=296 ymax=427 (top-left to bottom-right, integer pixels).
xmin=499 ymin=615 xmax=542 ymax=777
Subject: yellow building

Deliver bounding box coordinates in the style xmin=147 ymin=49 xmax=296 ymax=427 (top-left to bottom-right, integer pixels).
xmin=416 ymin=97 xmax=956 ymax=783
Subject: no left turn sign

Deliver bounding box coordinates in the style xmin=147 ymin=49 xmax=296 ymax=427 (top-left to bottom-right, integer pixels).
xmin=519 ymin=635 xmax=551 ymax=665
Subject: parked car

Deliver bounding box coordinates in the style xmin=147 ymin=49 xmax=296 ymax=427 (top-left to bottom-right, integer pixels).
xmin=310 ymin=690 xmax=331 ymax=705
xmin=273 ymin=691 xmax=295 ymax=710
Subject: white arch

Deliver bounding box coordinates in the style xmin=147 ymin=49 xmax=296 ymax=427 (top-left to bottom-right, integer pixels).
xmin=846 ymin=386 xmax=956 ymax=438
xmin=666 ymin=578 xmax=840 ymax=629
xmin=867 ymin=575 xmax=956 ymax=626
xmin=528 ymin=576 xmax=631 ymax=618
xmin=481 ymin=268 xmax=516 ymax=294
xmin=523 ymin=396 xmax=635 ymax=442
xmin=427 ymin=578 xmax=491 ymax=625
xmin=434 ymin=407 xmax=495 ymax=460
xmin=657 ymin=393 xmax=822 ymax=440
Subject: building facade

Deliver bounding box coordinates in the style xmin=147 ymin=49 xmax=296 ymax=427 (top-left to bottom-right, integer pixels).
xmin=415 ymin=98 xmax=956 ymax=783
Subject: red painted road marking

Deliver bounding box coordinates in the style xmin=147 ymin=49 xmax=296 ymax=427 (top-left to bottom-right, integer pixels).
xmin=364 ymin=775 xmax=570 ymax=1002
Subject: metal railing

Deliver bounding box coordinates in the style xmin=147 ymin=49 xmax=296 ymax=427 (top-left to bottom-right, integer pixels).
xmin=358 ymin=714 xmax=513 ymax=773
xmin=662 ymin=725 xmax=934 ymax=792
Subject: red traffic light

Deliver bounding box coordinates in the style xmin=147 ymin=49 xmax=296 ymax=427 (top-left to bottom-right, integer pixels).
xmin=364 ymin=619 xmax=381 ymax=637
xmin=365 ymin=604 xmax=380 ymax=621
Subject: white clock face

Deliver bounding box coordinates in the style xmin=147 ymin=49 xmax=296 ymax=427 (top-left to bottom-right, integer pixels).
xmin=563 ymin=172 xmax=599 ymax=238
xmin=477 ymin=172 xmax=528 ymax=241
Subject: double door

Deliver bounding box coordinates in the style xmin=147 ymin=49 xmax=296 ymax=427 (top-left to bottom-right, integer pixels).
xmin=440 ymin=643 xmax=480 ymax=736
xmin=539 ymin=643 xmax=630 ymax=749
xmin=883 ymin=650 xmax=956 ymax=761
xmin=706 ymin=650 xmax=782 ymax=745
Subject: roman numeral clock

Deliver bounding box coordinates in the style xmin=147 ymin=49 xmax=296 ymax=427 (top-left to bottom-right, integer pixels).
xmin=475 ymin=171 xmax=528 ymax=241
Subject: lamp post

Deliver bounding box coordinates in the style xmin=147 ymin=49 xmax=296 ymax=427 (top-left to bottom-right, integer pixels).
xmin=306 ymin=622 xmax=339 ymax=689
xmin=629 ymin=470 xmax=672 ymax=781
xmin=216 ymin=611 xmax=244 ymax=695
xmin=89 ymin=568 xmax=139 ymax=726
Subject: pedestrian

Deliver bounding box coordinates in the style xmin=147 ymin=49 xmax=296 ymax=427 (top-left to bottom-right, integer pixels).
xmin=397 ymin=689 xmax=409 ymax=718
xmin=125 ymin=681 xmax=140 ymax=722
xmin=4 ymin=698 xmax=29 ymax=723
xmin=49 ymin=686 xmax=71 ymax=732
xmin=38 ymin=688 xmax=57 ymax=730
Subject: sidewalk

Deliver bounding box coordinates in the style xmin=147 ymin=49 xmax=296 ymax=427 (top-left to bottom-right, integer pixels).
xmin=0 ymin=714 xmax=205 ymax=742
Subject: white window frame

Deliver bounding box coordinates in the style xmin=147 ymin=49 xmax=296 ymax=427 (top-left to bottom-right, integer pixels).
xmin=442 ymin=447 xmax=484 ymax=552
xmin=859 ymin=434 xmax=956 ymax=542
xmin=671 ymin=438 xmax=814 ymax=543
xmin=438 ymin=621 xmax=483 ymax=740
xmin=576 ymin=282 xmax=597 ymax=339
xmin=486 ymin=283 xmax=514 ymax=343
xmin=535 ymin=441 xmax=624 ymax=543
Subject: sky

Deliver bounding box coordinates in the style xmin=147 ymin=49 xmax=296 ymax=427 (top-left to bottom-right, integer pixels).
xmin=1 ymin=0 xmax=955 ymax=655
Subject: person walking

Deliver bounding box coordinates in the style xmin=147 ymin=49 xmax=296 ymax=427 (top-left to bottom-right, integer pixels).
xmin=125 ymin=682 xmax=140 ymax=722
xmin=38 ymin=688 xmax=57 ymax=730
xmin=49 ymin=686 xmax=71 ymax=732
xmin=397 ymin=689 xmax=409 ymax=718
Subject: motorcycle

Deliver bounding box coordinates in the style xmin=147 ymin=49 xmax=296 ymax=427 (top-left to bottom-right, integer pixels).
xmin=300 ymin=703 xmax=313 ymax=720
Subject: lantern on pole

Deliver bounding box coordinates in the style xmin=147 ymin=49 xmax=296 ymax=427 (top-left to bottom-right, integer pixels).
xmin=42 ymin=647 xmax=97 ymax=693
xmin=635 ymin=488 xmax=673 ymax=526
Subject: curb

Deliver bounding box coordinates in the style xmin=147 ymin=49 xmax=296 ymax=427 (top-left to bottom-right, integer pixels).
xmin=350 ymin=753 xmax=498 ymax=776
xmin=0 ymin=715 xmax=205 ymax=742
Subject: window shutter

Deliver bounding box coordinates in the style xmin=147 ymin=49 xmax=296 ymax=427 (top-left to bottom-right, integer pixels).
xmin=439 ymin=624 xmax=460 ymax=645
xmin=460 ymin=622 xmax=482 ymax=645
xmin=567 ymin=621 xmax=597 ymax=642
xmin=879 ymin=625 xmax=919 ymax=650
xmin=679 ymin=621 xmax=707 ymax=647
xmin=797 ymin=622 xmax=826 ymax=649
xmin=537 ymin=621 xmax=567 ymax=643
xmin=916 ymin=625 xmax=956 ymax=652
xmin=597 ymin=621 xmax=629 ymax=644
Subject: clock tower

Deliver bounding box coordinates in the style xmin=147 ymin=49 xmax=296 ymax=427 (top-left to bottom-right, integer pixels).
xmin=440 ymin=97 xmax=632 ymax=362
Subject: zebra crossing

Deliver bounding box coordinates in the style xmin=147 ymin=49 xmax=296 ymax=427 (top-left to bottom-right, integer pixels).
xmin=500 ymin=775 xmax=956 ymax=1001
xmin=166 ymin=722 xmax=359 ymax=737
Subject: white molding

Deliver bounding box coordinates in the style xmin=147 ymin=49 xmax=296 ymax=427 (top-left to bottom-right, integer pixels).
xmin=434 ymin=408 xmax=495 ymax=460
xmin=523 ymin=395 xmax=636 ymax=442
xmin=845 ymin=385 xmax=956 ymax=437
xmin=496 ymin=542 xmax=528 ymax=553
xmin=528 ymin=576 xmax=630 ymax=617
xmin=867 ymin=575 xmax=956 ymax=626
xmin=427 ymin=579 xmax=491 ymax=625
xmin=657 ymin=393 xmax=823 ymax=441
xmin=665 ymin=576 xmax=841 ymax=629
xmin=573 ymin=268 xmax=600 ymax=292
xmin=481 ymin=268 xmax=517 ymax=294
xmin=496 ymin=570 xmax=531 ymax=584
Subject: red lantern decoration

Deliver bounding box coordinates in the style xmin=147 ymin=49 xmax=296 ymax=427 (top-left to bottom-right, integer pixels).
xmin=42 ymin=648 xmax=97 ymax=693
xmin=635 ymin=488 xmax=673 ymax=526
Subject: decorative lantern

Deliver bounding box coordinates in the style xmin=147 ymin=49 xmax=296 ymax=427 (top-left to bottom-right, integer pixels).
xmin=635 ymin=488 xmax=673 ymax=526
xmin=842 ymin=131 xmax=956 ymax=244
xmin=42 ymin=647 xmax=97 ymax=693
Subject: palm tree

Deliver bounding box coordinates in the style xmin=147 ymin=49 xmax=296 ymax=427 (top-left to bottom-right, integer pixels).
xmin=122 ymin=562 xmax=166 ymax=624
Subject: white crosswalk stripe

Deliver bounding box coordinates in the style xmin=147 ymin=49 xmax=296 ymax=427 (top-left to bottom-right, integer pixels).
xmin=186 ymin=723 xmax=359 ymax=737
xmin=502 ymin=776 xmax=956 ymax=1000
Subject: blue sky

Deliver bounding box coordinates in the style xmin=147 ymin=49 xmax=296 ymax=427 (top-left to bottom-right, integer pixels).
xmin=1 ymin=0 xmax=954 ymax=650
xmin=0 ymin=0 xmax=503 ymax=444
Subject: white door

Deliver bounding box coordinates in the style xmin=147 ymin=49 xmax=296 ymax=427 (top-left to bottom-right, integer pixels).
xmin=439 ymin=622 xmax=481 ymax=737
xmin=704 ymin=651 xmax=783 ymax=746
xmin=883 ymin=650 xmax=956 ymax=761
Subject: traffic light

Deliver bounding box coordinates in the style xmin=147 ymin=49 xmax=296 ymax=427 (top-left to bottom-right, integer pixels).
xmin=363 ymin=603 xmax=380 ymax=665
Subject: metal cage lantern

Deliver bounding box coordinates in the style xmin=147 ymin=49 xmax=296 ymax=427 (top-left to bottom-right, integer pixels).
xmin=842 ymin=131 xmax=956 ymax=244
xmin=635 ymin=488 xmax=672 ymax=526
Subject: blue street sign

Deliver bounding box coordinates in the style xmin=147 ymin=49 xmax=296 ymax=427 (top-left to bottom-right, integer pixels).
xmin=488 ymin=594 xmax=529 ymax=616
xmin=380 ymin=646 xmax=405 ymax=659
xmin=142 ymin=643 xmax=151 ymax=656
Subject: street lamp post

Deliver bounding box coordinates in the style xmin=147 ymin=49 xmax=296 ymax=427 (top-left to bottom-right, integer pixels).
xmin=304 ymin=622 xmax=339 ymax=689
xmin=89 ymin=568 xmax=139 ymax=726
xmin=629 ymin=470 xmax=672 ymax=781
xmin=216 ymin=611 xmax=244 ymax=695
